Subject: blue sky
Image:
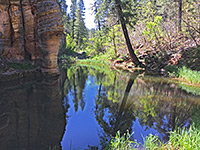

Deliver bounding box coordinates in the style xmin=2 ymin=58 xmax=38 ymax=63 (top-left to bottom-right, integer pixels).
xmin=67 ymin=0 xmax=95 ymax=29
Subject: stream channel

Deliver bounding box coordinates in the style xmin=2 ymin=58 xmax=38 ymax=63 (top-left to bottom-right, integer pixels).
xmin=0 ymin=65 xmax=200 ymax=150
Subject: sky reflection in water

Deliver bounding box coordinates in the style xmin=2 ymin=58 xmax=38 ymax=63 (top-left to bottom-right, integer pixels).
xmin=61 ymin=66 xmax=200 ymax=149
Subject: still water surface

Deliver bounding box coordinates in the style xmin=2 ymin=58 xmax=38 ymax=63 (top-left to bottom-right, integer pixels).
xmin=0 ymin=66 xmax=200 ymax=150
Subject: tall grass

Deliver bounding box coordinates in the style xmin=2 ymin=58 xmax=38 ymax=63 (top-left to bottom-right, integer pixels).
xmin=179 ymin=83 xmax=200 ymax=95
xmin=107 ymin=107 xmax=200 ymax=150
xmin=166 ymin=66 xmax=200 ymax=84
xmin=179 ymin=66 xmax=200 ymax=84
xmin=166 ymin=125 xmax=200 ymax=150
xmin=107 ymin=124 xmax=200 ymax=150
xmin=109 ymin=131 xmax=138 ymax=150
xmin=76 ymin=54 xmax=110 ymax=66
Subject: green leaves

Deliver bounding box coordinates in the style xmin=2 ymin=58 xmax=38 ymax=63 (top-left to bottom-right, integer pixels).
xmin=66 ymin=34 xmax=76 ymax=50
xmin=141 ymin=15 xmax=162 ymax=41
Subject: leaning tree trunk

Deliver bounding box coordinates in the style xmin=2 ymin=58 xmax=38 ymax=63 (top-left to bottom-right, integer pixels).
xmin=113 ymin=0 xmax=145 ymax=68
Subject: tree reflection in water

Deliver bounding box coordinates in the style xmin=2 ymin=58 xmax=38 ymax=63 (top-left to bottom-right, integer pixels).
xmin=62 ymin=66 xmax=200 ymax=148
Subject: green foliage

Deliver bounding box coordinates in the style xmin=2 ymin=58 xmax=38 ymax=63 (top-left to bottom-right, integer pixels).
xmin=57 ymin=0 xmax=70 ymax=33
xmin=76 ymin=54 xmax=110 ymax=66
xmin=77 ymin=0 xmax=85 ymax=18
xmin=62 ymin=66 xmax=200 ymax=150
xmin=101 ymin=122 xmax=200 ymax=150
xmin=74 ymin=8 xmax=88 ymax=50
xmin=85 ymin=30 xmax=106 ymax=56
xmin=179 ymin=83 xmax=200 ymax=96
xmin=183 ymin=0 xmax=200 ymax=45
xmin=85 ymin=24 xmax=125 ymax=59
xmin=57 ymin=0 xmax=68 ymax=14
xmin=143 ymin=134 xmax=162 ymax=149
xmin=142 ymin=14 xmax=163 ymax=41
xmin=70 ymin=0 xmax=77 ymax=20
xmin=70 ymin=0 xmax=77 ymax=39
xmin=140 ymin=94 xmax=157 ymax=118
xmin=179 ymin=66 xmax=200 ymax=84
xmin=66 ymin=34 xmax=76 ymax=50
xmin=59 ymin=55 xmax=76 ymax=64
xmin=166 ymin=66 xmax=200 ymax=84
xmin=164 ymin=65 xmax=179 ymax=77
xmin=166 ymin=124 xmax=200 ymax=150
xmin=109 ymin=131 xmax=137 ymax=150
xmin=105 ymin=25 xmax=124 ymax=57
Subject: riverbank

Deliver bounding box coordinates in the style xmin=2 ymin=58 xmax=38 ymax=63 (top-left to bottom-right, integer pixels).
xmin=72 ymin=46 xmax=200 ymax=86
xmin=0 ymin=59 xmax=59 ymax=83
xmin=102 ymin=122 xmax=200 ymax=150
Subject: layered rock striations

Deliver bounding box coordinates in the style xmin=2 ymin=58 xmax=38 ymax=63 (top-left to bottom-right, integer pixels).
xmin=0 ymin=0 xmax=63 ymax=73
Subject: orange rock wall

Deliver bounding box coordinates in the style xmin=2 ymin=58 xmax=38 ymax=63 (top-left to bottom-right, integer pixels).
xmin=0 ymin=0 xmax=63 ymax=73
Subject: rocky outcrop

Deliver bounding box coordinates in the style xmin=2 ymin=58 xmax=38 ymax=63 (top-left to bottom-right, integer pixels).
xmin=0 ymin=0 xmax=63 ymax=73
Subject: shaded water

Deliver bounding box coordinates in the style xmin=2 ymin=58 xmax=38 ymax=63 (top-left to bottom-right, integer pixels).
xmin=0 ymin=66 xmax=200 ymax=150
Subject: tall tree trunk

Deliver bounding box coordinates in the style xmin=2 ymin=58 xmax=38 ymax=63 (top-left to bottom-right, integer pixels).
xmin=178 ymin=0 xmax=182 ymax=32
xmin=113 ymin=0 xmax=145 ymax=68
xmin=94 ymin=1 xmax=101 ymax=31
xmin=98 ymin=19 xmax=101 ymax=31
xmin=72 ymin=18 xmax=75 ymax=39
xmin=112 ymin=27 xmax=117 ymax=57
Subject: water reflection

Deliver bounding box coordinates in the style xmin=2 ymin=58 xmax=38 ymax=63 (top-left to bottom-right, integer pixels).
xmin=1 ymin=66 xmax=199 ymax=150
xmin=0 ymin=77 xmax=65 ymax=150
xmin=62 ymin=66 xmax=200 ymax=149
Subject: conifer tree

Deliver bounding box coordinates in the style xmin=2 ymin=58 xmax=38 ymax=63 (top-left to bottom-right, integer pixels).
xmin=96 ymin=0 xmax=144 ymax=67
xmin=70 ymin=0 xmax=77 ymax=39
xmin=74 ymin=8 xmax=88 ymax=48
xmin=57 ymin=0 xmax=68 ymax=15
xmin=77 ymin=0 xmax=86 ymax=19
xmin=57 ymin=0 xmax=69 ymax=32
xmin=93 ymin=0 xmax=105 ymax=30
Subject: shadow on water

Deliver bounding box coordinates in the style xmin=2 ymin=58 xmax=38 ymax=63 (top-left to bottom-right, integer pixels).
xmin=0 ymin=76 xmax=66 ymax=150
xmin=1 ymin=66 xmax=200 ymax=150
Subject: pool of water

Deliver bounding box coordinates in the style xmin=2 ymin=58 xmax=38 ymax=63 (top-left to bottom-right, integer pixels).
xmin=0 ymin=65 xmax=200 ymax=150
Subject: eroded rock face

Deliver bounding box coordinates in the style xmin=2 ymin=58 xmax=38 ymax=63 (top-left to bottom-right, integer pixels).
xmin=0 ymin=0 xmax=63 ymax=73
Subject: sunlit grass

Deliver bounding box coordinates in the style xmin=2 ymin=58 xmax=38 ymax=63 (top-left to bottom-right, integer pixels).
xmin=166 ymin=66 xmax=200 ymax=84
xmin=76 ymin=54 xmax=111 ymax=66
xmin=179 ymin=66 xmax=200 ymax=84
xmin=179 ymin=83 xmax=200 ymax=96
xmin=103 ymin=123 xmax=200 ymax=150
xmin=109 ymin=131 xmax=138 ymax=150
xmin=166 ymin=125 xmax=200 ymax=150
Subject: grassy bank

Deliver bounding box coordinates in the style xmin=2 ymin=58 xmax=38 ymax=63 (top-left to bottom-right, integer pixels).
xmin=166 ymin=66 xmax=200 ymax=85
xmin=100 ymin=124 xmax=200 ymax=150
xmin=76 ymin=54 xmax=110 ymax=66
xmin=86 ymin=106 xmax=200 ymax=150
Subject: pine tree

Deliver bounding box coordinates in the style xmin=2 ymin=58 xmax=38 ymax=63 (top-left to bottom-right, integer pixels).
xmin=57 ymin=0 xmax=68 ymax=15
xmin=70 ymin=0 xmax=77 ymax=39
xmin=74 ymin=8 xmax=88 ymax=48
xmin=95 ymin=0 xmax=144 ymax=67
xmin=93 ymin=0 xmax=105 ymax=30
xmin=77 ymin=0 xmax=86 ymax=19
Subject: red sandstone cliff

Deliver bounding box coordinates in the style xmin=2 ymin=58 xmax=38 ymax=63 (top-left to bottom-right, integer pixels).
xmin=0 ymin=0 xmax=63 ymax=73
